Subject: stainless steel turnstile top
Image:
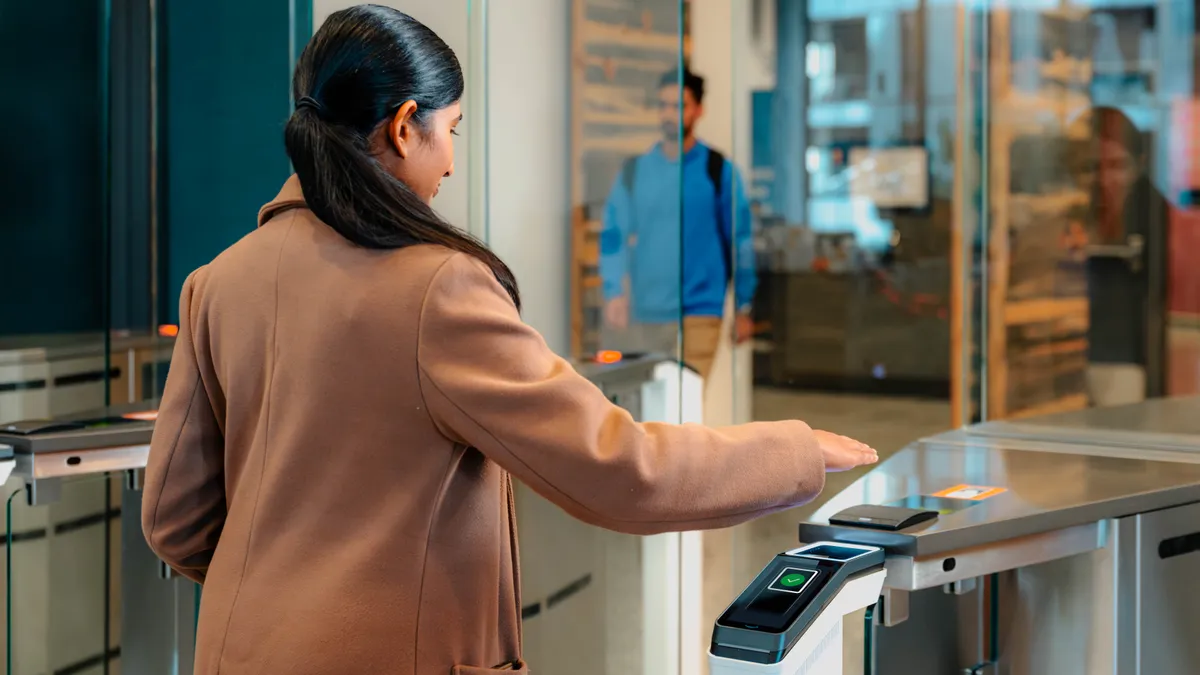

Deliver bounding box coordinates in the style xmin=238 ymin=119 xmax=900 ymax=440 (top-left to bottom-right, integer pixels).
xmin=972 ymin=395 xmax=1200 ymax=451
xmin=0 ymin=401 xmax=158 ymax=454
xmin=799 ymin=397 xmax=1200 ymax=558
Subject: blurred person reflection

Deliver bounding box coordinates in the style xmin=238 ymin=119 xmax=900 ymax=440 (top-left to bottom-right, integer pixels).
xmin=1071 ymin=106 xmax=1169 ymax=405
xmin=598 ymin=68 xmax=757 ymax=381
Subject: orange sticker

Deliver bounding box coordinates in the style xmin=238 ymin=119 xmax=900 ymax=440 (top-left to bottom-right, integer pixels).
xmin=595 ymin=350 xmax=623 ymax=365
xmin=122 ymin=411 xmax=159 ymax=422
xmin=931 ymin=484 xmax=1007 ymax=501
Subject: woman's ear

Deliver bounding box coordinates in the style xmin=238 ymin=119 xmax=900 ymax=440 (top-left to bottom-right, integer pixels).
xmin=389 ymin=100 xmax=420 ymax=159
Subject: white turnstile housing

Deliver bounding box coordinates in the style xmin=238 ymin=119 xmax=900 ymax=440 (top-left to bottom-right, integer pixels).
xmin=709 ymin=542 xmax=887 ymax=675
xmin=639 ymin=361 xmax=706 ymax=675
xmin=709 ymin=568 xmax=886 ymax=675
xmin=516 ymin=357 xmax=705 ymax=675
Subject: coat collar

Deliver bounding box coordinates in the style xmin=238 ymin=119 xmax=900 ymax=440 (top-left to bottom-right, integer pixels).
xmin=257 ymin=174 xmax=308 ymax=227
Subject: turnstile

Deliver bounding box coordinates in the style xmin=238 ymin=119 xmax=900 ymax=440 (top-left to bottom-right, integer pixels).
xmin=0 ymin=403 xmax=192 ymax=675
xmin=715 ymin=396 xmax=1200 ymax=674
xmin=0 ymin=332 xmax=173 ymax=423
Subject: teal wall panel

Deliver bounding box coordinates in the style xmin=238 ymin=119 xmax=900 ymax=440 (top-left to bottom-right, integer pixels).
xmin=164 ymin=0 xmax=311 ymax=323
xmin=0 ymin=1 xmax=105 ymax=334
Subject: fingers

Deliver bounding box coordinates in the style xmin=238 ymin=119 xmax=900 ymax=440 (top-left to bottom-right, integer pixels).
xmin=842 ymin=434 xmax=878 ymax=465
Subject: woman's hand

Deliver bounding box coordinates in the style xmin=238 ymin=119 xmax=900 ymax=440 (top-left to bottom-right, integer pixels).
xmin=814 ymin=430 xmax=878 ymax=472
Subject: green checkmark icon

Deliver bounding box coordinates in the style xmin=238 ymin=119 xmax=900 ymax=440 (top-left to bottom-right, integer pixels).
xmin=780 ymin=573 xmax=807 ymax=587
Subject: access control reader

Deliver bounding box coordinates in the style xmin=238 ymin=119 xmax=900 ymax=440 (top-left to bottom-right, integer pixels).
xmin=709 ymin=541 xmax=886 ymax=674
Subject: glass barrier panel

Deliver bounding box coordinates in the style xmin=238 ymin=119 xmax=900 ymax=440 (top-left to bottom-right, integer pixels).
xmin=753 ymin=0 xmax=1200 ymax=672
xmin=971 ymin=0 xmax=1200 ymax=420
xmin=476 ymin=0 xmax=694 ymax=672
xmin=4 ymin=474 xmax=116 ymax=675
xmin=964 ymin=0 xmax=1200 ymax=671
xmin=714 ymin=0 xmax=990 ymax=671
xmin=4 ymin=471 xmax=200 ymax=675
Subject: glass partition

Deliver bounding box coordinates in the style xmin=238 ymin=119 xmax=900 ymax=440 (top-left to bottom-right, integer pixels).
xmin=4 ymin=476 xmax=116 ymax=675
xmin=0 ymin=2 xmax=157 ymax=672
xmin=686 ymin=0 xmax=964 ymax=670
xmin=965 ymin=0 xmax=1200 ymax=421
xmin=482 ymin=1 xmax=698 ymax=672
xmin=1 ymin=0 xmax=303 ymax=672
xmin=707 ymin=0 xmax=1200 ymax=672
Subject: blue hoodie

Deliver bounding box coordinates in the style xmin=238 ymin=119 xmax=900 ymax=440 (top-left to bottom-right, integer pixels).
xmin=599 ymin=142 xmax=757 ymax=325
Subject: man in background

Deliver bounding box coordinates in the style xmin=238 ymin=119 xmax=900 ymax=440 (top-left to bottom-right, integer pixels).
xmin=599 ymin=68 xmax=757 ymax=381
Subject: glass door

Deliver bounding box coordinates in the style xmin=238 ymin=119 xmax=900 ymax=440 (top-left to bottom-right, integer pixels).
xmin=960 ymin=0 xmax=1199 ymax=669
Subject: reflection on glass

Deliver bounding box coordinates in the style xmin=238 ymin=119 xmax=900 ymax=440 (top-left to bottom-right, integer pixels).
xmin=0 ymin=1 xmax=166 ymax=667
xmin=753 ymin=0 xmax=953 ymax=403
xmin=555 ymin=4 xmax=696 ymax=675
xmin=979 ymin=0 xmax=1199 ymax=419
xmin=597 ymin=68 xmax=756 ymax=381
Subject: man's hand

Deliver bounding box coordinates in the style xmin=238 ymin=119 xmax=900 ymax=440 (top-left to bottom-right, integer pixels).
xmin=605 ymin=296 xmax=629 ymax=330
xmin=734 ymin=312 xmax=755 ymax=344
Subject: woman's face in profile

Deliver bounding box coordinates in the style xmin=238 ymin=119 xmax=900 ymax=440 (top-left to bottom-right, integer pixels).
xmin=389 ymin=101 xmax=462 ymax=203
xmin=1095 ymin=138 xmax=1140 ymax=199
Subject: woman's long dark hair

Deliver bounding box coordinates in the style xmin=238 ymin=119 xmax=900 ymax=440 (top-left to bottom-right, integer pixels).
xmin=285 ymin=5 xmax=520 ymax=309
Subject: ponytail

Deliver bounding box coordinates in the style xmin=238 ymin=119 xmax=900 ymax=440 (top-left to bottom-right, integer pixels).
xmin=284 ymin=5 xmax=520 ymax=310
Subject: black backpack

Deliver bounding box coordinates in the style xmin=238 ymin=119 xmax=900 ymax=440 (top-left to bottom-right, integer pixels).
xmin=619 ymin=148 xmax=733 ymax=280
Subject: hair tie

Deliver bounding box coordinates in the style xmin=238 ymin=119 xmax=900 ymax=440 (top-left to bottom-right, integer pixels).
xmin=296 ymin=95 xmax=324 ymax=115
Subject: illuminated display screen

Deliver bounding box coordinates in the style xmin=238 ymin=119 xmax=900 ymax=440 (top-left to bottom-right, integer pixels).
xmin=718 ymin=562 xmax=832 ymax=633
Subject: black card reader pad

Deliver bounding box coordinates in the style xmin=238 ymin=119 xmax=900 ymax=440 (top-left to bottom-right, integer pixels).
xmin=828 ymin=504 xmax=938 ymax=531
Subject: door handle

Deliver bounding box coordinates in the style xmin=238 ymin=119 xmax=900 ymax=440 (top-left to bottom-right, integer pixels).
xmin=1084 ymin=234 xmax=1144 ymax=272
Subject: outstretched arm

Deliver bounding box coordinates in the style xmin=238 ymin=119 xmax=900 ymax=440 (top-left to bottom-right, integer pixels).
xmin=417 ymin=254 xmax=830 ymax=536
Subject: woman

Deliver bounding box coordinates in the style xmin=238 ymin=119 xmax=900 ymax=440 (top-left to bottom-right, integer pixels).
xmin=141 ymin=6 xmax=876 ymax=674
xmin=1073 ymin=106 xmax=1168 ymax=404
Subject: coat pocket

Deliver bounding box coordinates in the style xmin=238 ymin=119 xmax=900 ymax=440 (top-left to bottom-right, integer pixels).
xmin=451 ymin=660 xmax=529 ymax=674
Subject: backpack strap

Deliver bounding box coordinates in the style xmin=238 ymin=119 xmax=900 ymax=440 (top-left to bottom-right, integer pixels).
xmin=706 ymin=148 xmax=726 ymax=199
xmin=620 ymin=156 xmax=639 ymax=197
xmin=620 ymin=156 xmax=639 ymax=243
xmin=620 ymin=149 xmax=735 ymax=279
xmin=706 ymin=148 xmax=733 ymax=280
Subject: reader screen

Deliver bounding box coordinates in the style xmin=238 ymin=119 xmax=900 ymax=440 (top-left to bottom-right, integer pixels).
xmin=718 ymin=562 xmax=834 ymax=633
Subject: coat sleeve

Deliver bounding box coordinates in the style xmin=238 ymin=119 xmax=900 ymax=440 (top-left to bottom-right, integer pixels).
xmin=416 ymin=253 xmax=825 ymax=535
xmin=142 ymin=269 xmax=226 ymax=584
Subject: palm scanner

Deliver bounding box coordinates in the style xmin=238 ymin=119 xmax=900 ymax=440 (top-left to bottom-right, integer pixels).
xmin=710 ymin=542 xmax=886 ymax=674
